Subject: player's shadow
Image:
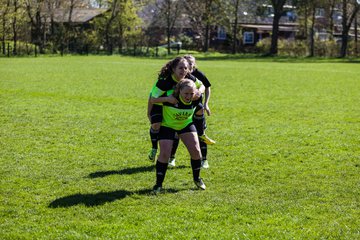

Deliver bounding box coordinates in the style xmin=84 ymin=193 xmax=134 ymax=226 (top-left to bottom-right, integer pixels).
xmin=49 ymin=164 xmax=190 ymax=208
xmin=88 ymin=165 xmax=155 ymax=178
xmin=48 ymin=188 xmax=179 ymax=208
xmin=88 ymin=165 xmax=188 ymax=178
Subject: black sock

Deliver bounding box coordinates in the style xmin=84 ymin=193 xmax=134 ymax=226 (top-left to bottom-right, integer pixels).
xmin=156 ymin=161 xmax=168 ymax=187
xmin=200 ymin=141 xmax=207 ymax=160
xmin=171 ymin=135 xmax=179 ymax=158
xmin=191 ymin=159 xmax=201 ymax=181
xmin=193 ymin=114 xmax=205 ymax=136
xmin=150 ymin=127 xmax=159 ymax=149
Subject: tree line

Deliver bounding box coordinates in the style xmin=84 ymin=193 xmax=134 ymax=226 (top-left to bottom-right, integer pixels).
xmin=1 ymin=0 xmax=359 ymax=57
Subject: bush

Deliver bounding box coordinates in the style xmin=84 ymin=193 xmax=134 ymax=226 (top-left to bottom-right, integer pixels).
xmin=255 ymin=38 xmax=271 ymax=53
xmin=278 ymin=39 xmax=307 ymax=56
xmin=256 ymin=38 xmax=341 ymax=57
xmin=0 ymin=41 xmax=39 ymax=56
xmin=347 ymin=41 xmax=360 ymax=57
xmin=314 ymin=40 xmax=339 ymax=57
xmin=178 ymin=34 xmax=195 ymax=49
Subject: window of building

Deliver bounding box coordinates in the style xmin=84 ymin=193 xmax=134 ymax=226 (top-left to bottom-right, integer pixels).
xmin=243 ymin=32 xmax=254 ymax=44
xmin=217 ymin=27 xmax=227 ymax=40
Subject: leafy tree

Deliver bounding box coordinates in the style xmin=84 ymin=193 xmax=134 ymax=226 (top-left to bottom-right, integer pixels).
xmin=220 ymin=0 xmax=260 ymax=54
xmin=90 ymin=0 xmax=141 ymax=54
xmin=11 ymin=0 xmax=20 ymax=55
xmin=231 ymin=0 xmax=240 ymax=54
xmin=184 ymin=0 xmax=222 ymax=52
xmin=115 ymin=0 xmax=142 ymax=53
xmin=0 ymin=0 xmax=11 ymax=55
xmin=340 ymin=0 xmax=359 ymax=57
xmin=269 ymin=0 xmax=287 ymax=55
xmin=148 ymin=0 xmax=184 ymax=54
xmin=296 ymin=0 xmax=319 ymax=56
xmin=24 ymin=0 xmax=47 ymax=53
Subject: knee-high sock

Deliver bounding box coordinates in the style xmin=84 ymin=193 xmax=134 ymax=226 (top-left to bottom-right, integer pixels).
xmin=156 ymin=161 xmax=168 ymax=187
xmin=150 ymin=127 xmax=159 ymax=149
xmin=170 ymin=134 xmax=179 ymax=158
xmin=191 ymin=159 xmax=201 ymax=181
xmin=193 ymin=114 xmax=205 ymax=136
xmin=200 ymin=141 xmax=207 ymax=160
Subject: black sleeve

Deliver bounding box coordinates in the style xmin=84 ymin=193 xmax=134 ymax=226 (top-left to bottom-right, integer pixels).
xmin=155 ymin=75 xmax=174 ymax=91
xmin=193 ymin=69 xmax=211 ymax=88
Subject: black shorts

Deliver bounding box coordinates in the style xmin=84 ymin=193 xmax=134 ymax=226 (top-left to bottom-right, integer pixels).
xmin=150 ymin=104 xmax=162 ymax=124
xmin=158 ymin=124 xmax=197 ymax=140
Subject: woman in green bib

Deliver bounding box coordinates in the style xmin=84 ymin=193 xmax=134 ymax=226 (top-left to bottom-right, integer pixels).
xmin=152 ymin=79 xmax=206 ymax=193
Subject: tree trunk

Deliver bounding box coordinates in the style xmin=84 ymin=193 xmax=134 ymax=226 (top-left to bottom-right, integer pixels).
xmin=118 ymin=24 xmax=123 ymax=54
xmin=232 ymin=0 xmax=240 ymax=54
xmin=304 ymin=6 xmax=308 ymax=39
xmin=269 ymin=13 xmax=281 ymax=55
xmin=2 ymin=0 xmax=10 ymax=55
xmin=166 ymin=0 xmax=171 ymax=55
xmin=328 ymin=0 xmax=335 ymax=38
xmin=203 ymin=22 xmax=210 ymax=52
xmin=340 ymin=0 xmax=359 ymax=57
xmin=104 ymin=0 xmax=119 ymax=55
xmin=202 ymin=0 xmax=213 ymax=52
xmin=2 ymin=17 xmax=6 ymax=55
xmin=340 ymin=0 xmax=349 ymax=57
xmin=12 ymin=0 xmax=18 ymax=55
xmin=355 ymin=13 xmax=358 ymax=56
xmin=105 ymin=22 xmax=113 ymax=55
xmin=309 ymin=7 xmax=316 ymax=57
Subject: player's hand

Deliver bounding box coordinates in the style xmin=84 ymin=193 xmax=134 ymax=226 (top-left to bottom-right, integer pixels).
xmin=167 ymin=95 xmax=178 ymax=104
xmin=192 ymin=90 xmax=201 ymax=100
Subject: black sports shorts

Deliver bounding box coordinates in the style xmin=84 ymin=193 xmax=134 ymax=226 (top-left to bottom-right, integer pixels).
xmin=150 ymin=104 xmax=163 ymax=124
xmin=158 ymin=124 xmax=197 ymax=140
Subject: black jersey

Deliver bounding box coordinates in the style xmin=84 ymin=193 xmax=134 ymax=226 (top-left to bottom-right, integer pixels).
xmin=150 ymin=74 xmax=203 ymax=98
xmin=191 ymin=69 xmax=211 ymax=88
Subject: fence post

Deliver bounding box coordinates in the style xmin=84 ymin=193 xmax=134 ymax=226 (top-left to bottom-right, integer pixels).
xmin=7 ymin=43 xmax=10 ymax=57
xmin=34 ymin=45 xmax=37 ymax=57
xmin=177 ymin=44 xmax=180 ymax=54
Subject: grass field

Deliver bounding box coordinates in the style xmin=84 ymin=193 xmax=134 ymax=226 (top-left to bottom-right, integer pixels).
xmin=0 ymin=55 xmax=359 ymax=239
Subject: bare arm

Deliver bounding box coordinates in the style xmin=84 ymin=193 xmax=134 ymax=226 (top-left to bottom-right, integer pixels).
xmin=204 ymin=87 xmax=211 ymax=116
xmin=150 ymin=95 xmax=178 ymax=104
xmin=147 ymin=97 xmax=153 ymax=121
xmin=192 ymin=80 xmax=205 ymax=101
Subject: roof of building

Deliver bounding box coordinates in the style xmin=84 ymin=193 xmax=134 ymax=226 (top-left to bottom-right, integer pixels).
xmin=53 ymin=8 xmax=108 ymax=23
xmin=240 ymin=23 xmax=298 ymax=32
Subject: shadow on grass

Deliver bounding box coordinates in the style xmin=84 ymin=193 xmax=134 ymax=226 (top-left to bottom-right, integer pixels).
xmin=48 ymin=188 xmax=180 ymax=208
xmin=88 ymin=165 xmax=188 ymax=178
xmin=88 ymin=165 xmax=155 ymax=178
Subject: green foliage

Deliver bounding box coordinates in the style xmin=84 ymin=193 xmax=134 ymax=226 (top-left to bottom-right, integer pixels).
xmin=256 ymin=38 xmax=344 ymax=57
xmin=313 ymin=40 xmax=340 ymax=57
xmin=256 ymin=37 xmax=271 ymax=53
xmin=178 ymin=34 xmax=195 ymax=49
xmin=0 ymin=56 xmax=359 ymax=239
xmin=0 ymin=41 xmax=38 ymax=56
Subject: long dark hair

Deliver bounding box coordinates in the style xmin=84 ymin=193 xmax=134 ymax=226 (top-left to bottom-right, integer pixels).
xmin=174 ymin=79 xmax=196 ymax=98
xmin=159 ymin=57 xmax=188 ymax=78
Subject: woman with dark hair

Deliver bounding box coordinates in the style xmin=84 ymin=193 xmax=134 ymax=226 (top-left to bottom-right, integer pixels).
xmin=147 ymin=57 xmax=205 ymax=161
xmin=169 ymin=55 xmax=215 ymax=169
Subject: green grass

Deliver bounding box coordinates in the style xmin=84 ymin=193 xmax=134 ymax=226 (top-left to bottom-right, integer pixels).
xmin=1 ymin=55 xmax=359 ymax=239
